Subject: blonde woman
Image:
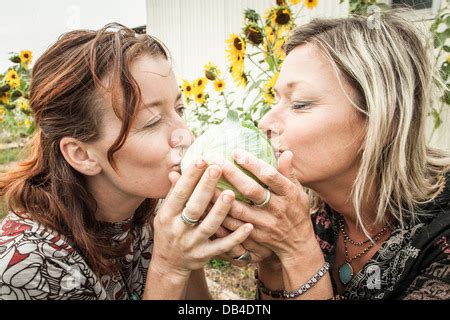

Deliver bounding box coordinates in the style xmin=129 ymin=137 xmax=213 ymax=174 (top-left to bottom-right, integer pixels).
xmin=215 ymin=10 xmax=450 ymax=299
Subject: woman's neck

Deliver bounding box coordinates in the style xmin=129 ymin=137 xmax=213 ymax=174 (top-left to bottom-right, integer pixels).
xmin=308 ymin=170 xmax=385 ymax=237
xmin=86 ymin=176 xmax=145 ymax=223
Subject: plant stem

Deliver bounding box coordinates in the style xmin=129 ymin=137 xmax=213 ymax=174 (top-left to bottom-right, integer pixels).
xmin=247 ymin=54 xmax=272 ymax=77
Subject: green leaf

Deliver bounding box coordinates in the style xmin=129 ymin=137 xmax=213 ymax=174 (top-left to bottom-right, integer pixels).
xmin=266 ymin=55 xmax=275 ymax=72
xmin=226 ymin=110 xmax=239 ymax=123
xmin=431 ymin=108 xmax=442 ymax=129
xmin=436 ymin=29 xmax=450 ymax=47
xmin=442 ymin=89 xmax=450 ymax=106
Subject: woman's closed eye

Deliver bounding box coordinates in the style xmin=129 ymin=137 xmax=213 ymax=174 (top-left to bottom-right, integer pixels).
xmin=176 ymin=104 xmax=186 ymax=116
xmin=291 ymin=101 xmax=312 ymax=110
xmin=144 ymin=114 xmax=163 ymax=129
xmin=144 ymin=105 xmax=184 ymax=129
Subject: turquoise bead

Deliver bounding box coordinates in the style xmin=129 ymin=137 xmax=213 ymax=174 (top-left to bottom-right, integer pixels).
xmin=130 ymin=293 xmax=140 ymax=300
xmin=338 ymin=262 xmax=354 ymax=285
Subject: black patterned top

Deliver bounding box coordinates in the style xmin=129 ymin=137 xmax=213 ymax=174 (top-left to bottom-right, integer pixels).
xmin=312 ymin=174 xmax=450 ymax=300
xmin=0 ymin=213 xmax=153 ymax=300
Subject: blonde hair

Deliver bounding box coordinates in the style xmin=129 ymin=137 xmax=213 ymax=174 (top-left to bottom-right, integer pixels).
xmin=285 ymin=9 xmax=450 ymax=235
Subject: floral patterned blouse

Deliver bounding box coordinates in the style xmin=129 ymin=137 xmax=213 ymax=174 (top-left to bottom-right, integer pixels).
xmin=313 ymin=174 xmax=450 ymax=300
xmin=0 ymin=213 xmax=153 ymax=300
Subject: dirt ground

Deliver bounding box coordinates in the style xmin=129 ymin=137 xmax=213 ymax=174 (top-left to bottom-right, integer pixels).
xmin=205 ymin=262 xmax=256 ymax=300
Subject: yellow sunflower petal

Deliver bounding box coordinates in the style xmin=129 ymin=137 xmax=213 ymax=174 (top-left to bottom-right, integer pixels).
xmin=181 ymin=79 xmax=194 ymax=97
xmin=304 ymin=0 xmax=318 ymax=10
xmin=20 ymin=50 xmax=32 ymax=68
xmin=213 ymin=79 xmax=226 ymax=92
xmin=192 ymin=86 xmax=206 ymax=104
xmin=0 ymin=92 xmax=9 ymax=105
xmin=194 ymin=77 xmax=208 ymax=89
xmin=5 ymin=69 xmax=20 ymax=89
xmin=263 ymin=72 xmax=279 ymax=105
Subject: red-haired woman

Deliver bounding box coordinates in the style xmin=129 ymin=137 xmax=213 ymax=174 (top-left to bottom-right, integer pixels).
xmin=0 ymin=24 xmax=253 ymax=300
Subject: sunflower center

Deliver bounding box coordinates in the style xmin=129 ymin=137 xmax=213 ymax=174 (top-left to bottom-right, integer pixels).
xmin=24 ymin=54 xmax=29 ymax=59
xmin=12 ymin=74 xmax=16 ymax=79
xmin=275 ymin=10 xmax=290 ymax=25
xmin=186 ymin=86 xmax=191 ymax=91
xmin=233 ymin=38 xmax=243 ymax=51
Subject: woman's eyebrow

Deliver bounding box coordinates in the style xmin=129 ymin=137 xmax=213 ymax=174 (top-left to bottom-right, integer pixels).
xmin=142 ymin=92 xmax=183 ymax=110
xmin=143 ymin=100 xmax=163 ymax=108
xmin=274 ymin=80 xmax=314 ymax=96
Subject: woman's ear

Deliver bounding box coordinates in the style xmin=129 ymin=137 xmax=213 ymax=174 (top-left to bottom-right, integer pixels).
xmin=59 ymin=137 xmax=102 ymax=176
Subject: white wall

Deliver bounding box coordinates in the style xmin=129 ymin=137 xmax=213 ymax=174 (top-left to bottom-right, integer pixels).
xmin=146 ymin=0 xmax=349 ymax=80
xmin=0 ymin=0 xmax=146 ymax=71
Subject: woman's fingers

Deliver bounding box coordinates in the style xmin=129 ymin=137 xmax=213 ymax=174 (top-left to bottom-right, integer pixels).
xmin=164 ymin=158 xmax=207 ymax=215
xmin=220 ymin=159 xmax=270 ymax=206
xmin=182 ymin=165 xmax=223 ymax=223
xmin=197 ymin=190 xmax=234 ymax=238
xmin=231 ymin=148 xmax=296 ymax=196
xmin=277 ymin=150 xmax=301 ymax=185
xmin=204 ymin=223 xmax=253 ymax=258
xmin=216 ymin=224 xmax=274 ymax=264
xmin=227 ymin=198 xmax=266 ymax=226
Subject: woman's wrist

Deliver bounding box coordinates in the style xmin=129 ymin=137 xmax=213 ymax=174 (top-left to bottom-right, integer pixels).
xmin=143 ymin=258 xmax=192 ymax=299
xmin=280 ymin=249 xmax=333 ymax=299
xmin=148 ymin=257 xmax=192 ymax=281
xmin=277 ymin=226 xmax=320 ymax=269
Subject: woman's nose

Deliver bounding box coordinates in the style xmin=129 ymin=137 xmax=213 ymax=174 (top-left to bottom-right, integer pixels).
xmin=258 ymin=108 xmax=283 ymax=138
xmin=169 ymin=119 xmax=193 ymax=149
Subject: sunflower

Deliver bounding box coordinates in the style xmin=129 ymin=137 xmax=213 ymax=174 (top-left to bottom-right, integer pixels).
xmin=226 ymin=34 xmax=246 ymax=76
xmin=213 ymin=79 xmax=225 ymax=92
xmin=263 ymin=72 xmax=279 ymax=105
xmin=230 ymin=68 xmax=248 ymax=88
xmin=17 ymin=97 xmax=31 ymax=114
xmin=194 ymin=77 xmax=208 ymax=90
xmin=226 ymin=33 xmax=246 ymax=58
xmin=204 ymin=62 xmax=221 ymax=81
xmin=5 ymin=69 xmax=20 ymax=88
xmin=273 ymin=38 xmax=287 ymax=61
xmin=20 ymin=50 xmax=32 ymax=68
xmin=265 ymin=6 xmax=292 ymax=32
xmin=264 ymin=27 xmax=287 ymax=62
xmin=304 ymin=0 xmax=318 ymax=10
xmin=192 ymin=86 xmax=206 ymax=105
xmin=244 ymin=24 xmax=263 ymax=46
xmin=289 ymin=0 xmax=301 ymax=4
xmin=0 ymin=92 xmax=9 ymax=105
xmin=25 ymin=118 xmax=31 ymax=129
xmin=273 ymin=8 xmax=292 ymax=27
xmin=181 ymin=79 xmax=194 ymax=97
xmin=0 ymin=106 xmax=5 ymax=115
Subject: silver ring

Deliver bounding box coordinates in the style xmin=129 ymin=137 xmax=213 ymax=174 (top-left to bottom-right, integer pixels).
xmin=180 ymin=210 xmax=199 ymax=226
xmin=233 ymin=250 xmax=252 ymax=263
xmin=253 ymin=189 xmax=271 ymax=208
